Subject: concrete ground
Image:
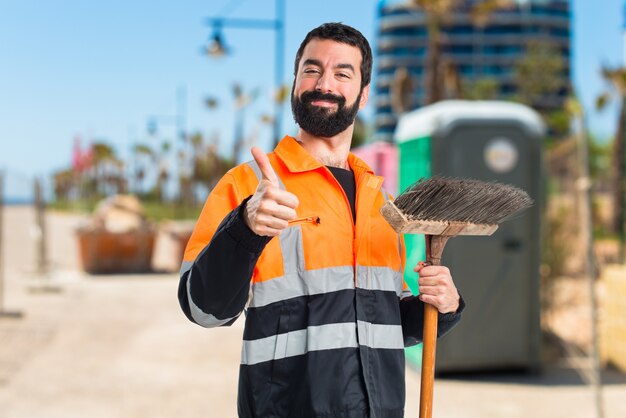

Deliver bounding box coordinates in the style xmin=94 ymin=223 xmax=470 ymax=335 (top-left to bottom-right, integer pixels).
xmin=1 ymin=206 xmax=625 ymax=418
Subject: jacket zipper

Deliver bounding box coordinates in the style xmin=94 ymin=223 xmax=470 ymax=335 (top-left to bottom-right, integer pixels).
xmin=324 ymin=167 xmax=358 ymax=283
xmin=288 ymin=216 xmax=321 ymax=226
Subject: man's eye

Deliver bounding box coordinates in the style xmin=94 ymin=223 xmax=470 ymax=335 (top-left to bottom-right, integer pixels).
xmin=337 ymin=73 xmax=350 ymax=79
xmin=304 ymin=69 xmax=319 ymax=74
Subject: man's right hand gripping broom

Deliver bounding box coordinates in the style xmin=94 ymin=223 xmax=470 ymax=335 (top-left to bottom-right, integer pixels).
xmin=414 ymin=262 xmax=460 ymax=314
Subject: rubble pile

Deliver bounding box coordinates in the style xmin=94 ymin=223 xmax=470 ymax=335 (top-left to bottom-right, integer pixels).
xmin=76 ymin=195 xmax=156 ymax=274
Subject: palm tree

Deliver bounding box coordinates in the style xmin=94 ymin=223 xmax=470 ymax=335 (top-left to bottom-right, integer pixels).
xmin=231 ymin=83 xmax=260 ymax=163
xmin=470 ymin=0 xmax=516 ymax=28
xmin=410 ymin=0 xmax=455 ymax=104
xmin=155 ymin=141 xmax=171 ymax=202
xmin=132 ymin=143 xmax=155 ymax=196
xmin=90 ymin=141 xmax=121 ymax=197
xmin=513 ymin=39 xmax=569 ymax=138
xmin=514 ymin=40 xmax=566 ymax=108
xmin=273 ymin=84 xmax=291 ymax=148
xmin=351 ymin=116 xmax=369 ymax=149
xmin=597 ymin=67 xmax=626 ymax=260
xmin=462 ymin=77 xmax=499 ymax=100
xmin=409 ymin=0 xmax=514 ymax=104
xmin=52 ymin=168 xmax=75 ymax=202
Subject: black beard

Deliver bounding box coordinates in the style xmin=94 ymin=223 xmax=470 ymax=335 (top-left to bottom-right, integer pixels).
xmin=291 ymin=89 xmax=361 ymax=138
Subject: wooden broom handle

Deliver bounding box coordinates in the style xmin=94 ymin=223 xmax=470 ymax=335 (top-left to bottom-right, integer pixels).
xmin=419 ymin=234 xmax=450 ymax=418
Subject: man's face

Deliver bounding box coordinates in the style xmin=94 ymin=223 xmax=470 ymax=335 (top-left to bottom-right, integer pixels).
xmin=291 ymin=39 xmax=369 ymax=138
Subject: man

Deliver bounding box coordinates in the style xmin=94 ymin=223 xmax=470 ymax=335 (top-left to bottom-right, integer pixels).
xmin=178 ymin=23 xmax=464 ymax=418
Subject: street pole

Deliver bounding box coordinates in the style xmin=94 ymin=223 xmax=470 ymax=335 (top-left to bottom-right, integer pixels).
xmin=616 ymin=99 xmax=626 ymax=264
xmin=572 ymin=99 xmax=604 ymax=418
xmin=205 ymin=0 xmax=286 ymax=148
xmin=34 ymin=177 xmax=48 ymax=278
xmin=147 ymin=85 xmax=188 ymax=208
xmin=0 ymin=170 xmax=23 ymax=318
xmin=273 ymin=0 xmax=285 ymax=148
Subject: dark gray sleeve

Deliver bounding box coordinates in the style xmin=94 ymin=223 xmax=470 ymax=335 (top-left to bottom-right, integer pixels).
xmin=178 ymin=196 xmax=271 ymax=327
xmin=399 ymin=294 xmax=466 ymax=347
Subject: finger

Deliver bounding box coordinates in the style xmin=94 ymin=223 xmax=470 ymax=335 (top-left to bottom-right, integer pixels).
xmin=268 ymin=188 xmax=299 ymax=209
xmin=418 ymin=277 xmax=441 ymax=287
xmin=418 ymin=265 xmax=449 ymax=277
xmin=417 ymin=281 xmax=440 ymax=292
xmin=258 ymin=198 xmax=297 ymax=220
xmin=419 ymin=291 xmax=444 ymax=302
xmin=266 ymin=204 xmax=297 ymax=221
xmin=418 ymin=294 xmax=444 ymax=309
xmin=420 ymin=294 xmax=457 ymax=313
xmin=256 ymin=214 xmax=289 ymax=230
xmin=413 ymin=261 xmax=429 ymax=272
xmin=418 ymin=293 xmax=437 ymax=306
xmin=256 ymin=204 xmax=293 ymax=223
xmin=251 ymin=147 xmax=278 ymax=184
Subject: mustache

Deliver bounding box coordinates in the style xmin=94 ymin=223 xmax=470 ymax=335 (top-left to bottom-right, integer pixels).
xmin=300 ymin=90 xmax=346 ymax=106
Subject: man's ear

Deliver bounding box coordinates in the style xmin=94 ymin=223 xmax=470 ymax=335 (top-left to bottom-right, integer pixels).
xmin=359 ymin=85 xmax=370 ymax=110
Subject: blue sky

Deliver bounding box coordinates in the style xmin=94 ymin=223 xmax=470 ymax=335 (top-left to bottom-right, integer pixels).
xmin=0 ymin=0 xmax=623 ymax=199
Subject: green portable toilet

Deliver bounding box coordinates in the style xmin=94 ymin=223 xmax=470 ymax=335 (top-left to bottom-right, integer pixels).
xmin=395 ymin=100 xmax=544 ymax=372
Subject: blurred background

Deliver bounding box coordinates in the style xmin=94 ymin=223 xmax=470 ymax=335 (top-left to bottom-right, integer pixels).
xmin=1 ymin=0 xmax=626 ymax=417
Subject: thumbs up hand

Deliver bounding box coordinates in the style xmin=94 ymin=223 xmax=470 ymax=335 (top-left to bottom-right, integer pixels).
xmin=244 ymin=147 xmax=299 ymax=237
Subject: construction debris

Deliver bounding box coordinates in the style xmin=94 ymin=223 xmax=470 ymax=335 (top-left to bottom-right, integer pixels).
xmin=76 ymin=195 xmax=156 ymax=274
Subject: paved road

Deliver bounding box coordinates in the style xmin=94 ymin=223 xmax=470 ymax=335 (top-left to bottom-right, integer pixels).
xmin=0 ymin=207 xmax=625 ymax=417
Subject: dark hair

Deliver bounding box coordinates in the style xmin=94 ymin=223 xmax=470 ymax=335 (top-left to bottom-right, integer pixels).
xmin=293 ymin=22 xmax=372 ymax=89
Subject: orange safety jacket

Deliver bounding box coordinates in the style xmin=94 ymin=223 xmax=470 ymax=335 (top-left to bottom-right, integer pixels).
xmin=178 ymin=136 xmax=463 ymax=418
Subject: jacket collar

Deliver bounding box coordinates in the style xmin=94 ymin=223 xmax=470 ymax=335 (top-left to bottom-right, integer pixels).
xmin=274 ymin=135 xmax=375 ymax=177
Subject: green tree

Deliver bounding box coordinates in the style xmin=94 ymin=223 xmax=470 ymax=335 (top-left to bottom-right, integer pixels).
xmin=132 ymin=143 xmax=155 ymax=196
xmin=90 ymin=141 xmax=124 ymax=197
xmin=597 ymin=67 xmax=626 ymax=251
xmin=462 ymin=77 xmax=499 ymax=100
xmin=514 ymin=40 xmax=567 ymax=107
xmin=188 ymin=132 xmax=234 ymax=195
xmin=410 ymin=0 xmax=455 ymax=104
xmin=512 ymin=40 xmax=570 ymax=138
xmin=350 ymin=116 xmax=368 ymax=149
xmin=232 ymin=84 xmax=260 ymax=163
xmin=52 ymin=168 xmax=75 ymax=201
xmin=588 ymin=134 xmax=612 ymax=183
xmin=410 ymin=0 xmax=514 ymax=104
xmin=154 ymin=141 xmax=171 ymax=202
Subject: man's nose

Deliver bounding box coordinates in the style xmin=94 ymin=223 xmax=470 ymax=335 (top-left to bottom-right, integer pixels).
xmin=315 ymin=71 xmax=334 ymax=94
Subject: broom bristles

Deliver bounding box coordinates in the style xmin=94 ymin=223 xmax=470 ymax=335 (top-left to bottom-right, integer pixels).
xmin=393 ymin=176 xmax=533 ymax=225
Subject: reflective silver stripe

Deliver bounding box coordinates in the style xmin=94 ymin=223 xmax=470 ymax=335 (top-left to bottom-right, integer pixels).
xmin=400 ymin=288 xmax=414 ymax=300
xmin=186 ymin=270 xmax=240 ymax=328
xmin=279 ymin=224 xmax=304 ymax=275
xmin=249 ymin=266 xmax=355 ymax=308
xmin=241 ymin=322 xmax=358 ymax=365
xmin=355 ymin=265 xmax=404 ymax=297
xmin=245 ymin=160 xmax=262 ymax=182
xmin=245 ymin=160 xmax=286 ymax=190
xmin=179 ymin=260 xmax=194 ymax=276
xmin=381 ymin=188 xmax=406 ymax=285
xmin=251 ymin=265 xmax=405 ymax=308
xmin=249 ymin=225 xmax=355 ymax=308
xmin=357 ymin=320 xmax=404 ymax=350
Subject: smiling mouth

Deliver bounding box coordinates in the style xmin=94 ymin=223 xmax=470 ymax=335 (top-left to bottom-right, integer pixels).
xmin=310 ymin=100 xmax=338 ymax=107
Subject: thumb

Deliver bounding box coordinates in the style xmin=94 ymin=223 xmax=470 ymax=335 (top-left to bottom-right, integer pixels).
xmin=414 ymin=261 xmax=429 ymax=273
xmin=251 ymin=146 xmax=278 ymax=184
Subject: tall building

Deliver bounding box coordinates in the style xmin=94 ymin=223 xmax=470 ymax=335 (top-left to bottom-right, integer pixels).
xmin=374 ymin=0 xmax=571 ymax=142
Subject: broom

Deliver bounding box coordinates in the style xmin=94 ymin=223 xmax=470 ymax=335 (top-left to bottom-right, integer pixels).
xmin=380 ymin=176 xmax=533 ymax=418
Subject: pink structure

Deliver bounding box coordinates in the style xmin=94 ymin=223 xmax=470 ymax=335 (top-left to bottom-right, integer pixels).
xmin=352 ymin=141 xmax=399 ymax=196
